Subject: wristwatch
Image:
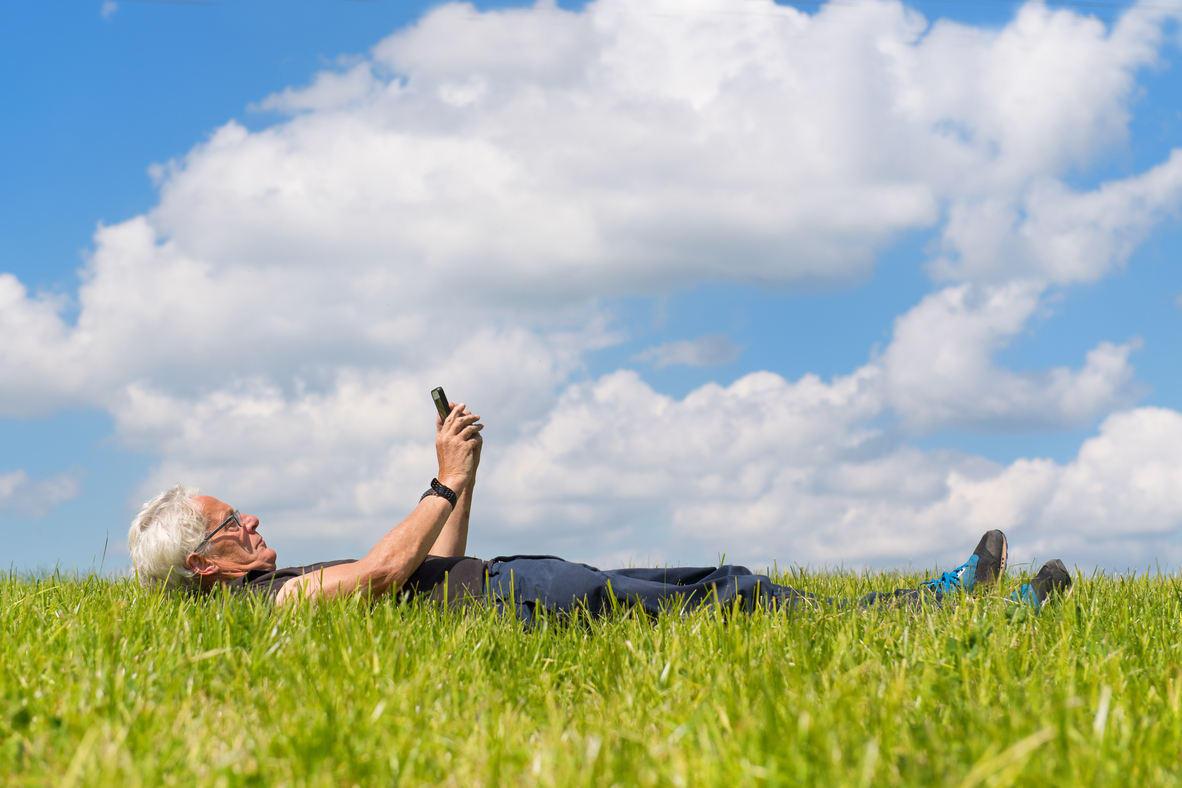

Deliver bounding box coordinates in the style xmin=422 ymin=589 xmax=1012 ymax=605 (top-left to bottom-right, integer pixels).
xmin=419 ymin=478 xmax=457 ymax=507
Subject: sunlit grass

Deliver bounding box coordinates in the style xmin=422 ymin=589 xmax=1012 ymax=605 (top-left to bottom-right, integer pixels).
xmin=3 ymin=566 xmax=1181 ymax=787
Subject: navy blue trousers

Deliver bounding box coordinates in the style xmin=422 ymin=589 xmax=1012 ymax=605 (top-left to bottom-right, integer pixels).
xmin=485 ymin=556 xmax=939 ymax=624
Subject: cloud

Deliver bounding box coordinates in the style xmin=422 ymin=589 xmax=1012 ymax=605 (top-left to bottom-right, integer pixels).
xmin=885 ymin=3 xmax=1166 ymax=182
xmin=143 ymin=0 xmax=1181 ymax=297
xmin=254 ymin=60 xmax=377 ymax=115
xmin=114 ymin=320 xmax=609 ymax=522
xmin=2 ymin=0 xmax=1179 ymax=417
xmin=101 ymin=1 xmax=117 ymax=19
xmin=925 ymin=407 xmax=1182 ymax=567
xmin=0 ymin=0 xmax=1180 ymax=569
xmin=881 ymin=282 xmax=1142 ymax=432
xmin=484 ymin=369 xmax=1182 ymax=570
xmin=931 ymin=151 xmax=1182 ymax=283
xmin=632 ymin=334 xmax=741 ymax=368
xmin=0 ymin=470 xmax=82 ymax=518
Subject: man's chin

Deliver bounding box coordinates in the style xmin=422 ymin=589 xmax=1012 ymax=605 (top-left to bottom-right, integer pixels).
xmin=246 ymin=549 xmax=278 ymax=574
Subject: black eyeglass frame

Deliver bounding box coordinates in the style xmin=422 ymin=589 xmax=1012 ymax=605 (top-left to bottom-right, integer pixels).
xmin=198 ymin=510 xmax=243 ymax=547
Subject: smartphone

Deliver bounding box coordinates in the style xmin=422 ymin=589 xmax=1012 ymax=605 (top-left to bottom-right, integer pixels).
xmin=431 ymin=387 xmax=452 ymax=422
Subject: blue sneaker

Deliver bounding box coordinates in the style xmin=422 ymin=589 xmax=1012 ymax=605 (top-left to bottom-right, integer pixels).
xmin=1010 ymin=559 xmax=1072 ymax=609
xmin=920 ymin=530 xmax=1008 ymax=594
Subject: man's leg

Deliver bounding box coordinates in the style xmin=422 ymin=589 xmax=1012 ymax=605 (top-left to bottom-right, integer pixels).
xmin=485 ymin=558 xmax=813 ymax=622
xmin=597 ymin=530 xmax=1009 ymax=612
xmin=602 ymin=564 xmax=819 ymax=611
xmin=858 ymin=529 xmax=1009 ymax=608
xmin=485 ymin=530 xmax=1009 ymax=621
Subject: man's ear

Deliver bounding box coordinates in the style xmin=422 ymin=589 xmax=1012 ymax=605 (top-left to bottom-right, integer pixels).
xmin=185 ymin=551 xmax=221 ymax=576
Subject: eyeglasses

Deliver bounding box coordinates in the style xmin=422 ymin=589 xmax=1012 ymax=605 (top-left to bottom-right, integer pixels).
xmin=198 ymin=510 xmax=244 ymax=547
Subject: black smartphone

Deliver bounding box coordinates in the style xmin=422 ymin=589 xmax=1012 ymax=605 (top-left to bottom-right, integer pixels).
xmin=431 ymin=387 xmax=452 ymax=422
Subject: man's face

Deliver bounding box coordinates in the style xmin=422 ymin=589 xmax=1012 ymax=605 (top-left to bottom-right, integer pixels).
xmin=192 ymin=496 xmax=278 ymax=575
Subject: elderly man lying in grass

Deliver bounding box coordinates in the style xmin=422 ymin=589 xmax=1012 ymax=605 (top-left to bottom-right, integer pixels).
xmin=128 ymin=400 xmax=1070 ymax=619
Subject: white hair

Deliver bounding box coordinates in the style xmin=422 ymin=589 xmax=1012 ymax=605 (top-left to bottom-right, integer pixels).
xmin=127 ymin=484 xmax=210 ymax=589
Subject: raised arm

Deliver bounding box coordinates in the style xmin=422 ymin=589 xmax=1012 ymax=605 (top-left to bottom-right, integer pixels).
xmin=275 ymin=404 xmax=483 ymax=605
xmin=429 ymin=401 xmax=480 ymax=558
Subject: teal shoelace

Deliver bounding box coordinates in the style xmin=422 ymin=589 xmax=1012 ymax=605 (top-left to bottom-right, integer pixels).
xmin=918 ymin=555 xmax=979 ymax=594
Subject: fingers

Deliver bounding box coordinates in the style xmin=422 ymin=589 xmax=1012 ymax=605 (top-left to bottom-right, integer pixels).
xmin=439 ymin=402 xmax=460 ymax=427
xmin=442 ymin=403 xmax=473 ymax=424
xmin=436 ymin=403 xmax=482 ymax=449
xmin=445 ymin=407 xmax=481 ymax=434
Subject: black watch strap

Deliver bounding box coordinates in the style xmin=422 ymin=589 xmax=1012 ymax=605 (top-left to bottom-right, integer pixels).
xmin=419 ymin=478 xmax=457 ymax=507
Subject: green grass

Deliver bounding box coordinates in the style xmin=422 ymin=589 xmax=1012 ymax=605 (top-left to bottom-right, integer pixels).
xmin=3 ymin=566 xmax=1182 ymax=787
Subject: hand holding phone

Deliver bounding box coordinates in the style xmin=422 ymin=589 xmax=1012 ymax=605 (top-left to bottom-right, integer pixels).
xmin=432 ymin=386 xmax=483 ymax=491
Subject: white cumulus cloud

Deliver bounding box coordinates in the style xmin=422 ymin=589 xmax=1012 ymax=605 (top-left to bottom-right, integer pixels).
xmin=484 ymin=372 xmax=1182 ymax=570
xmin=0 ymin=0 xmax=1180 ymax=570
xmin=881 ymin=282 xmax=1142 ymax=432
xmin=924 ymin=407 xmax=1182 ymax=567
xmin=932 ymin=151 xmax=1182 ymax=283
xmin=3 ymin=0 xmax=1179 ymax=416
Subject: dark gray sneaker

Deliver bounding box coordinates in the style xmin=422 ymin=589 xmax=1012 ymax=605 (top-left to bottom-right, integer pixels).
xmin=918 ymin=529 xmax=1008 ymax=594
xmin=1011 ymin=559 xmax=1072 ymax=608
xmin=967 ymin=529 xmax=1008 ymax=591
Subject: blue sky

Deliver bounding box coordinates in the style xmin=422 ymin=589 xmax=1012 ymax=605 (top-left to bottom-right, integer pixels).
xmin=2 ymin=0 xmax=1181 ymax=574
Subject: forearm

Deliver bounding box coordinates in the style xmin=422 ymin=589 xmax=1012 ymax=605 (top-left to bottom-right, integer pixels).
xmin=429 ymin=478 xmax=472 ymax=557
xmin=277 ymin=495 xmax=455 ymax=604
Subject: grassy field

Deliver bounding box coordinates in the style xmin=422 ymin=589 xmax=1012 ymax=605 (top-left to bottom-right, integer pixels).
xmin=3 ymin=565 xmax=1181 ymax=787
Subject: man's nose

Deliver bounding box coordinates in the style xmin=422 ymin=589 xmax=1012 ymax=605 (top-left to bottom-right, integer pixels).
xmin=243 ymin=514 xmax=260 ymax=532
